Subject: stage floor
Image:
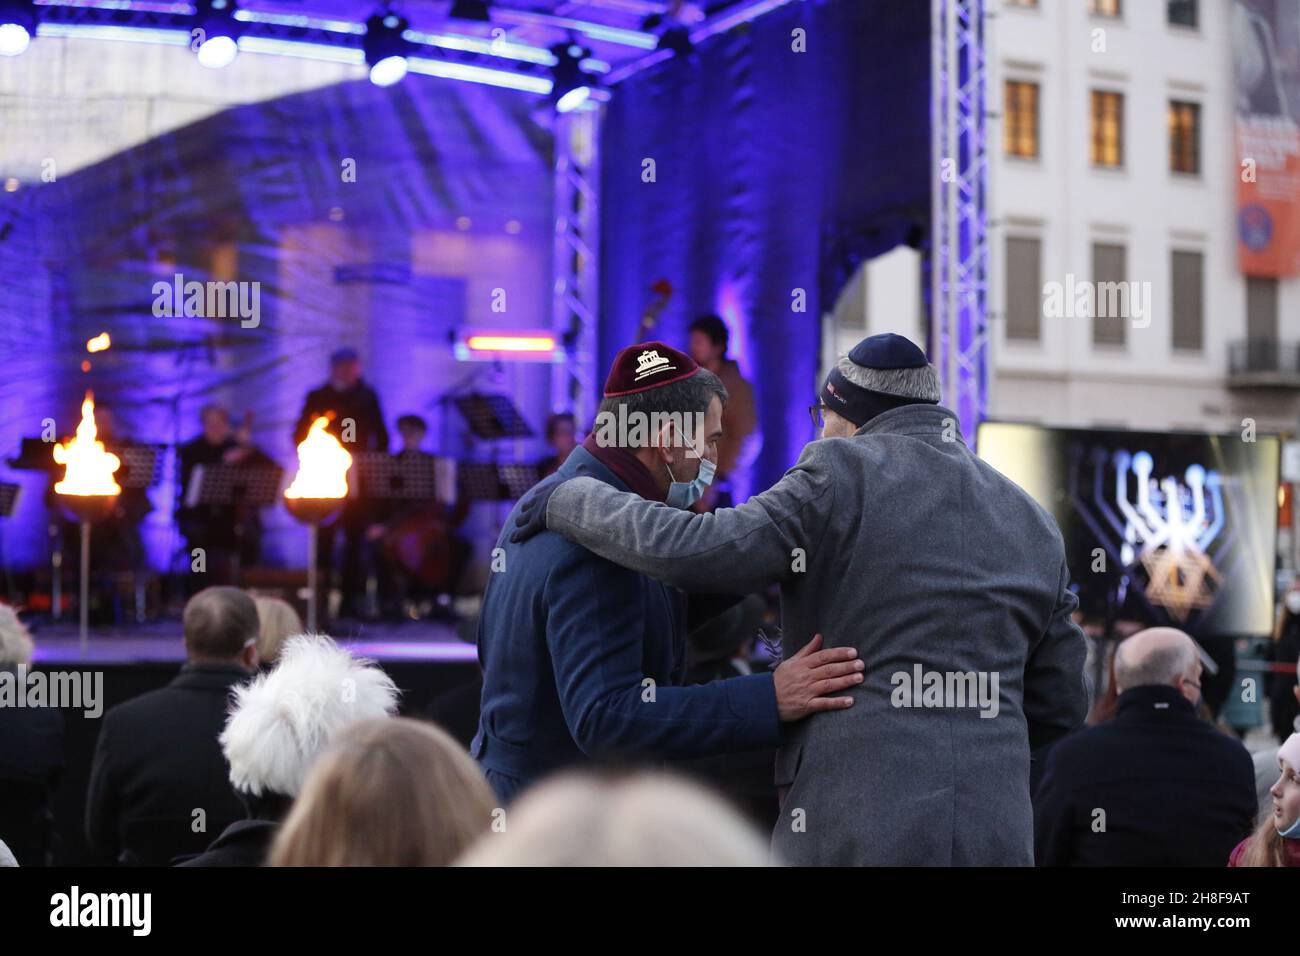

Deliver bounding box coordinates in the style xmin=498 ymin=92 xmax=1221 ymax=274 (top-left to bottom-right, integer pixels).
xmin=29 ymin=618 xmax=480 ymax=665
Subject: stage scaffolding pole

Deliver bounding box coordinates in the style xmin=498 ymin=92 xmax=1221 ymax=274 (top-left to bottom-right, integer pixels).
xmin=551 ymin=107 xmax=602 ymax=430
xmin=931 ymin=0 xmax=992 ymax=446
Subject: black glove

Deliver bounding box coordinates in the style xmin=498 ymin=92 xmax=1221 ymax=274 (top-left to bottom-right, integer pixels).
xmin=509 ymin=477 xmax=566 ymax=543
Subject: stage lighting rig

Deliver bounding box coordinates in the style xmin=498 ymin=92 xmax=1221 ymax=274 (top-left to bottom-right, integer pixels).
xmin=550 ymin=41 xmax=596 ymax=114
xmin=0 ymin=0 xmax=35 ymax=58
xmin=193 ymin=0 xmax=242 ymax=69
xmin=364 ymin=8 xmax=413 ymax=87
xmin=449 ymin=0 xmax=491 ymax=22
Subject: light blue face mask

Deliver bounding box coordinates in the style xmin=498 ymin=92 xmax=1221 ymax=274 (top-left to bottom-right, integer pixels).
xmin=1278 ymin=815 xmax=1300 ymax=839
xmin=665 ymin=454 xmax=716 ymax=509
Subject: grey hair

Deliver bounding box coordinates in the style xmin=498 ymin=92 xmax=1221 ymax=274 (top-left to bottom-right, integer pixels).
xmin=596 ymin=368 xmax=727 ymax=449
xmin=0 ymin=605 xmax=33 ymax=667
xmin=1114 ymin=638 xmax=1198 ymax=692
xmin=836 ymin=355 xmax=941 ymax=403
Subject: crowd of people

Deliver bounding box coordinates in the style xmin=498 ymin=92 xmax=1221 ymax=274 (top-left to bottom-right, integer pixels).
xmin=2 ymin=330 xmax=1298 ymax=867
xmin=0 ymin=583 xmax=1295 ymax=867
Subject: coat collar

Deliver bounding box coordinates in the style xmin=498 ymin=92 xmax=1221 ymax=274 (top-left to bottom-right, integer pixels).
xmin=570 ymin=437 xmax=666 ymax=502
xmin=1115 ymin=683 xmax=1197 ymax=719
xmin=855 ymin=403 xmax=965 ymax=444
xmin=172 ymin=662 xmax=253 ymax=692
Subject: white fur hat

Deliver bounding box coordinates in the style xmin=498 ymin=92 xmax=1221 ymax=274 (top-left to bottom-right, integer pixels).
xmin=220 ymin=633 xmax=399 ymax=797
xmin=0 ymin=605 xmax=34 ymax=667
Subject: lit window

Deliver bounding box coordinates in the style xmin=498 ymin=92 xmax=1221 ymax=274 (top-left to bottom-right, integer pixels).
xmin=1004 ymin=80 xmax=1040 ymax=159
xmin=1091 ymin=90 xmax=1124 ymax=168
xmin=1168 ymin=100 xmax=1200 ymax=174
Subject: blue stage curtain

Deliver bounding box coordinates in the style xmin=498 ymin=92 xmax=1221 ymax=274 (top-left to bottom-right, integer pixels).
xmin=1 ymin=78 xmax=554 ymax=571
xmin=598 ymin=0 xmax=930 ymax=493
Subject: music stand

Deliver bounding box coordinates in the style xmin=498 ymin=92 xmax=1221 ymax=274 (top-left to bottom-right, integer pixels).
xmin=186 ymin=462 xmax=285 ymax=584
xmin=457 ymin=463 xmax=542 ymax=503
xmin=452 ymin=393 xmax=534 ymax=441
xmin=115 ymin=444 xmax=166 ymax=489
xmin=6 ymin=438 xmax=56 ymax=472
xmin=354 ymin=453 xmax=441 ymax=504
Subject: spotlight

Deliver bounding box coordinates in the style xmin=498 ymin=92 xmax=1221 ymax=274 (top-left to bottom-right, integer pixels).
xmin=364 ymin=10 xmax=412 ymax=87
xmin=193 ymin=0 xmax=241 ymax=69
xmin=642 ymin=12 xmax=694 ymax=58
xmin=0 ymin=1 xmax=35 ymax=58
xmin=449 ymin=0 xmax=491 ymax=22
xmin=550 ymin=41 xmax=595 ymax=114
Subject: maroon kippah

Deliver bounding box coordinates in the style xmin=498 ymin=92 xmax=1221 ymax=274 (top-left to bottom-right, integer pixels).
xmin=603 ymin=341 xmax=700 ymax=397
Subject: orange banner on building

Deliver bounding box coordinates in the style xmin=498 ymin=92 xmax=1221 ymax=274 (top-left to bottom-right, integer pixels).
xmin=1235 ymin=0 xmax=1300 ymax=276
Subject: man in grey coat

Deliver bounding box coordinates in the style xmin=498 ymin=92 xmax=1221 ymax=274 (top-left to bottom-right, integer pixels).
xmin=513 ymin=333 xmax=1090 ymax=865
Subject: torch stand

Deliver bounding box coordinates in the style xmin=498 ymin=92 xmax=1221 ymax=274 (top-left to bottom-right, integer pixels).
xmin=58 ymin=494 xmax=117 ymax=658
xmin=285 ymin=497 xmax=344 ymax=633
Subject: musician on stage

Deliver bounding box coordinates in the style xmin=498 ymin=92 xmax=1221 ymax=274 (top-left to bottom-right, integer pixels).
xmin=293 ymin=348 xmax=389 ymax=619
xmin=176 ymin=404 xmax=270 ymax=589
xmin=538 ymin=412 xmax=578 ymax=478
xmin=366 ymin=415 xmax=470 ymax=620
xmin=687 ymin=315 xmax=757 ymax=509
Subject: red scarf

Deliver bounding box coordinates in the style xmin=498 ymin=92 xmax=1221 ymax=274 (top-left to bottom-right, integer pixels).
xmin=581 ymin=434 xmax=665 ymax=502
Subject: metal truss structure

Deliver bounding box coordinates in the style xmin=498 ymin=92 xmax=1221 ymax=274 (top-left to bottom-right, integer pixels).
xmin=931 ymin=0 xmax=991 ymax=444
xmin=550 ymin=107 xmax=601 ymax=426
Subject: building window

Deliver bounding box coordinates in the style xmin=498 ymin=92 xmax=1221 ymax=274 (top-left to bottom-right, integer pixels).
xmin=1089 ymin=0 xmax=1121 ymax=17
xmin=1004 ymin=81 xmax=1040 ymax=159
xmin=1169 ymin=100 xmax=1200 ymax=174
xmin=1005 ymin=237 xmax=1042 ymax=342
xmin=1246 ymin=276 xmax=1279 ymax=343
xmin=1092 ymin=242 xmax=1128 ymax=347
xmin=1171 ymin=250 xmax=1203 ymax=352
xmin=1168 ymin=0 xmax=1197 ymax=28
xmin=1090 ymin=90 xmax=1124 ymax=168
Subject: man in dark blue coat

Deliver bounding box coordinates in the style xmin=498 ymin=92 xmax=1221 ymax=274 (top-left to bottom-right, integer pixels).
xmin=472 ymin=342 xmax=862 ymax=803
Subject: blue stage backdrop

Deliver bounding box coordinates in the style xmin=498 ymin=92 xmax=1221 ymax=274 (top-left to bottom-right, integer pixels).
xmin=1 ymin=77 xmax=554 ymax=571
xmin=598 ymin=0 xmax=931 ymax=495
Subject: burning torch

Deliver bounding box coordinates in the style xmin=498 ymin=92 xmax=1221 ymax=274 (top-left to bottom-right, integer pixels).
xmin=283 ymin=416 xmax=352 ymax=632
xmin=53 ymin=391 xmax=121 ymax=657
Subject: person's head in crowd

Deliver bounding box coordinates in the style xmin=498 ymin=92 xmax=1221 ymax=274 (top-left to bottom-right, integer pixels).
xmin=1237 ymin=732 xmax=1300 ymax=866
xmin=269 ymin=717 xmax=494 ymax=867
xmin=456 ymin=770 xmax=770 ymax=866
xmin=596 ymin=342 xmax=727 ymax=508
xmin=329 ymin=347 xmax=362 ymax=391
xmin=688 ymin=314 xmax=729 ymax=371
xmin=1113 ymin=627 xmax=1202 ymax=705
xmin=816 ymin=333 xmax=941 ymax=439
xmin=1275 ymin=576 xmax=1300 ymax=647
xmin=544 ymin=412 xmax=577 ymax=458
xmin=0 ymin=604 xmax=33 ymax=668
xmin=182 ymin=586 xmax=260 ymax=672
xmin=395 ymin=414 xmax=427 ymax=453
xmin=199 ymin=404 xmax=232 ymax=445
xmin=220 ymin=635 xmax=399 ymax=818
xmin=251 ymin=595 xmax=303 ymax=667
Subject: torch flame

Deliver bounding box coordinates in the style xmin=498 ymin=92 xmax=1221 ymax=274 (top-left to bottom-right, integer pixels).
xmin=53 ymin=392 xmax=121 ymax=496
xmin=86 ymin=332 xmax=111 ymax=353
xmin=285 ymin=417 xmax=352 ymax=499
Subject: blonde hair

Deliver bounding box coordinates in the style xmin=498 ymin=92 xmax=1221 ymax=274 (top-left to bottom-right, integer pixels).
xmin=251 ymin=595 xmax=303 ymax=664
xmin=456 ymin=770 xmax=771 ymax=867
xmin=1236 ymin=814 xmax=1288 ymax=867
xmin=0 ymin=605 xmax=33 ymax=667
xmin=270 ymin=717 xmax=495 ymax=867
